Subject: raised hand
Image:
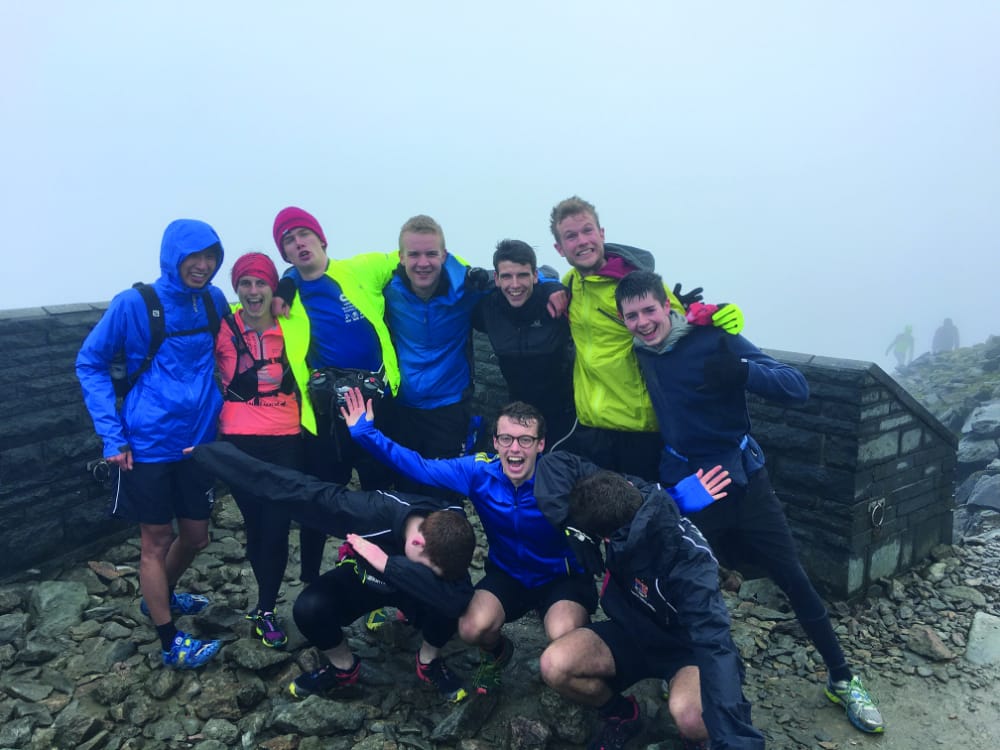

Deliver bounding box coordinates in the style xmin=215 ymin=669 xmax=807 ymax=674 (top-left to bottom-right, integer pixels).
xmin=340 ymin=387 xmax=375 ymax=427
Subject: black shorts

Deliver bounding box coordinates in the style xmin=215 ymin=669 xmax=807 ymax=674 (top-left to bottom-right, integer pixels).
xmin=476 ymin=560 xmax=598 ymax=623
xmin=586 ymin=618 xmax=695 ymax=694
xmin=569 ymin=425 xmax=663 ymax=481
xmin=113 ymin=459 xmax=215 ymax=525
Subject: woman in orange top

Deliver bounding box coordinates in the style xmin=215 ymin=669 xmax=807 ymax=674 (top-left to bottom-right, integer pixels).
xmin=216 ymin=252 xmax=302 ymax=648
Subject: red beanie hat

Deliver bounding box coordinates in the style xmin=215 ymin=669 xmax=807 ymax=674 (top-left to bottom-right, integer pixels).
xmin=273 ymin=206 xmax=327 ymax=260
xmin=231 ymin=252 xmax=279 ymax=293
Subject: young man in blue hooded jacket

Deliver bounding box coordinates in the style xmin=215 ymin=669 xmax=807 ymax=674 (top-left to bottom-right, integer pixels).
xmin=77 ymin=219 xmax=230 ymax=669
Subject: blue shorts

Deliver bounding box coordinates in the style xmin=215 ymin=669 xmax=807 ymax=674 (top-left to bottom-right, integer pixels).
xmin=113 ymin=459 xmax=214 ymax=525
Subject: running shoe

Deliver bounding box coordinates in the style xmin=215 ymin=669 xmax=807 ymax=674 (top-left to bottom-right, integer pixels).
xmin=288 ymin=655 xmax=361 ymax=699
xmin=587 ymin=695 xmax=641 ymax=750
xmin=825 ymin=675 xmax=885 ymax=733
xmin=162 ymin=631 xmax=221 ymax=670
xmin=246 ymin=610 xmax=288 ymax=649
xmin=140 ymin=592 xmax=211 ymax=618
xmin=472 ymin=634 xmax=514 ymax=695
xmin=415 ymin=652 xmax=468 ymax=703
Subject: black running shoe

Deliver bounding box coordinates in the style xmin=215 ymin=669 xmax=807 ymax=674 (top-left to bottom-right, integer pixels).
xmin=415 ymin=652 xmax=468 ymax=703
xmin=588 ymin=695 xmax=642 ymax=750
xmin=288 ymin=655 xmax=360 ymax=699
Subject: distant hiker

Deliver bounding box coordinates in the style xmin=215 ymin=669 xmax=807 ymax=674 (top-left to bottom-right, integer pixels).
xmin=885 ymin=325 xmax=914 ymax=367
xmin=76 ymin=219 xmax=230 ymax=669
xmin=932 ymin=318 xmax=960 ymax=354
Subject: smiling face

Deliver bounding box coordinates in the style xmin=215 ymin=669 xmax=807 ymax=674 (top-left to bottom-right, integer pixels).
xmin=493 ymin=415 xmax=545 ymax=486
xmin=400 ymin=230 xmax=446 ymax=300
xmin=178 ymin=248 xmax=219 ymax=289
xmin=281 ymin=227 xmax=328 ymax=280
xmin=620 ymin=292 xmax=673 ymax=348
xmin=554 ymin=210 xmax=606 ymax=276
xmin=495 ymin=260 xmax=537 ymax=308
xmin=236 ymin=275 xmax=275 ymax=328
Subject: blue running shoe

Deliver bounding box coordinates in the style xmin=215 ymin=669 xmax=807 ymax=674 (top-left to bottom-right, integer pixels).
xmin=140 ymin=592 xmax=211 ymax=618
xmin=162 ymin=631 xmax=221 ymax=670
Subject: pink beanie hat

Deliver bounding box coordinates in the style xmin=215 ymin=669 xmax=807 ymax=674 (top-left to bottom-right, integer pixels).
xmin=272 ymin=206 xmax=327 ymax=260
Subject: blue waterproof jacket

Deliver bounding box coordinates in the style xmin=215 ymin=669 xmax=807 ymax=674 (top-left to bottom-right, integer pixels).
xmin=383 ymin=253 xmax=488 ymax=409
xmin=76 ymin=220 xmax=230 ymax=462
xmin=350 ymin=416 xmax=584 ymax=587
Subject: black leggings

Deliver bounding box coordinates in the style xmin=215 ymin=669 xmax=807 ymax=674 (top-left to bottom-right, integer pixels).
xmin=222 ymin=434 xmax=303 ymax=612
xmin=293 ymin=563 xmax=458 ymax=651
xmin=689 ymin=468 xmax=849 ymax=677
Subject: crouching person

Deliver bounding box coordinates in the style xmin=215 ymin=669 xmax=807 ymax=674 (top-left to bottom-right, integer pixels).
xmin=536 ymin=459 xmax=765 ymax=750
xmin=189 ymin=441 xmax=476 ymax=703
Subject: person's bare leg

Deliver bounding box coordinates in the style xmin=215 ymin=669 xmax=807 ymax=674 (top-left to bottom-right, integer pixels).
xmin=542 ymin=599 xmax=589 ymax=642
xmin=164 ymin=517 xmax=210 ymax=588
xmin=139 ymin=522 xmax=176 ymax=625
xmin=458 ymin=590 xmax=507 ymax=649
xmin=539 ymin=627 xmax=616 ymax=705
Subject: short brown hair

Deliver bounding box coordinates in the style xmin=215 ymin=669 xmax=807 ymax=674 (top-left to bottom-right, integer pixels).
xmin=549 ymin=196 xmax=600 ymax=242
xmin=398 ymin=214 xmax=446 ymax=253
xmin=569 ymin=470 xmax=643 ymax=538
xmin=496 ymin=400 xmax=547 ymax=440
xmin=420 ymin=510 xmax=476 ymax=581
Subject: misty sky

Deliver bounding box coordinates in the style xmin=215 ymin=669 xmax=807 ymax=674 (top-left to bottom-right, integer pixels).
xmin=3 ymin=2 xmax=997 ymax=368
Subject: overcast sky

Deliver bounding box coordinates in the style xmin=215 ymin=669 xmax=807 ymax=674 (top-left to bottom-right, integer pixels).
xmin=3 ymin=2 xmax=997 ymax=368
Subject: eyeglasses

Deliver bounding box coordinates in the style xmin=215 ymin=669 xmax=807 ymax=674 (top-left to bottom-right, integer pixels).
xmin=495 ymin=434 xmax=540 ymax=448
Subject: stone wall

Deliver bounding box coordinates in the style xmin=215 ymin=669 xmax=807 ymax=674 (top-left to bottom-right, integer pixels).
xmin=0 ymin=308 xmax=956 ymax=598
xmin=0 ymin=303 xmax=129 ymax=578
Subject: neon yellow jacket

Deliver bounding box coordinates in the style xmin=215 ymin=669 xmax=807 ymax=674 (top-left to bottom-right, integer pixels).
xmin=282 ymin=252 xmax=399 ymax=435
xmin=564 ymin=245 xmax=682 ymax=433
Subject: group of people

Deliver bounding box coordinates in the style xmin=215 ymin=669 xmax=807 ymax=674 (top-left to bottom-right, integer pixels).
xmin=77 ymin=197 xmax=885 ymax=750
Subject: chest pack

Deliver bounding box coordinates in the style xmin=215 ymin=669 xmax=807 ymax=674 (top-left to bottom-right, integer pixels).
xmin=110 ymin=283 xmax=221 ymax=398
xmin=223 ymin=315 xmax=296 ymax=403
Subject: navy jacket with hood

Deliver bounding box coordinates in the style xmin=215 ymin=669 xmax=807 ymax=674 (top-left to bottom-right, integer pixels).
xmin=76 ymin=219 xmax=230 ymax=461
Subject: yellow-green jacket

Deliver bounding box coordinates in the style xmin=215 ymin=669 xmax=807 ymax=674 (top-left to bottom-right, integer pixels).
xmin=564 ymin=243 xmax=682 ymax=433
xmin=282 ymin=252 xmax=399 ymax=435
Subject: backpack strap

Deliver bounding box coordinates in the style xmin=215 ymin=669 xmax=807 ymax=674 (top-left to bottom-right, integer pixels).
xmin=201 ymin=289 xmax=222 ymax=336
xmin=127 ymin=282 xmax=166 ymax=392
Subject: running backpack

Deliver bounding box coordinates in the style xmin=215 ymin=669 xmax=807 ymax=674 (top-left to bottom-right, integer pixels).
xmin=222 ymin=314 xmax=295 ymax=403
xmin=110 ymin=283 xmax=222 ymax=398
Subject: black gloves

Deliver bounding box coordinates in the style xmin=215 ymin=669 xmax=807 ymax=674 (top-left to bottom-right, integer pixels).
xmin=701 ymin=337 xmax=749 ymax=392
xmin=672 ymin=282 xmax=704 ymax=308
xmin=467 ymin=267 xmax=494 ymax=292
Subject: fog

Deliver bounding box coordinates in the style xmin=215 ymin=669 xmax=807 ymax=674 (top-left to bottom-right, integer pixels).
xmin=3 ymin=1 xmax=997 ymax=369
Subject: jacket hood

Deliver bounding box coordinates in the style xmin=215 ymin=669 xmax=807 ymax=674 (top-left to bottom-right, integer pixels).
xmin=159 ymin=219 xmax=225 ymax=292
xmin=603 ymin=243 xmax=655 ymax=274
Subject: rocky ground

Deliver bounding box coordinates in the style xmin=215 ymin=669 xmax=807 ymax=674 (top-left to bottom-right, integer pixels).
xmin=1 ymin=490 xmax=999 ymax=750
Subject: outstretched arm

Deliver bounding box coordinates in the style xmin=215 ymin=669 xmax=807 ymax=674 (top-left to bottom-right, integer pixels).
xmin=189 ymin=441 xmax=398 ymax=536
xmin=342 ymin=388 xmax=476 ymax=496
